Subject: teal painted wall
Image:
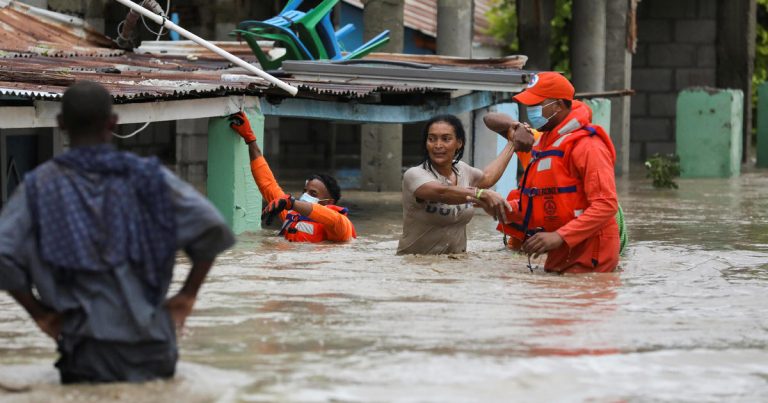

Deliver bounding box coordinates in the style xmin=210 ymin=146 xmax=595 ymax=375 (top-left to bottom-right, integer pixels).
xmin=494 ymin=103 xmax=519 ymax=199
xmin=676 ymin=89 xmax=743 ymax=178
xmin=758 ymin=82 xmax=768 ymax=168
xmin=207 ymin=107 xmax=264 ymax=234
xmin=583 ymin=98 xmax=612 ymax=132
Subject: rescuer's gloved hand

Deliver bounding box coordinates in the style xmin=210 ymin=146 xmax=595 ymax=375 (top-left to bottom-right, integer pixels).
xmin=261 ymin=194 xmax=295 ymax=225
xmin=228 ymin=112 xmax=256 ymax=144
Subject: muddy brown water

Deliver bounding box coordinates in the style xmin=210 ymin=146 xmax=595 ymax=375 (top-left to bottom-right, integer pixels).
xmin=1 ymin=173 xmax=767 ymax=402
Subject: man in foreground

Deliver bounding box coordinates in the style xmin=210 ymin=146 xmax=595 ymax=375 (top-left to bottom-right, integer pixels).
xmin=0 ymin=81 xmax=235 ymax=383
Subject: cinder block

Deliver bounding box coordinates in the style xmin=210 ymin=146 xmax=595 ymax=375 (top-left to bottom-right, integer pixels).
xmin=649 ymin=0 xmax=698 ymax=18
xmin=176 ymin=118 xmax=209 ymax=135
xmin=675 ymin=68 xmax=716 ymax=90
xmin=638 ymin=19 xmax=673 ymax=43
xmin=696 ymin=45 xmax=716 ymax=67
xmin=648 ymin=43 xmax=697 ymax=67
xmin=181 ymin=135 xmax=208 ymax=162
xmin=646 ymin=141 xmax=676 ymax=156
xmin=676 ymin=89 xmax=743 ymax=178
xmin=630 ymin=142 xmax=644 ymax=162
xmin=631 ymin=117 xmax=673 ymax=142
xmin=633 ymin=44 xmax=648 ymax=68
xmin=675 ymin=20 xmax=716 ymax=43
xmin=648 ymin=93 xmax=678 ymax=117
xmin=631 ymin=93 xmax=648 ymax=117
xmin=632 ymin=68 xmax=674 ymax=92
xmin=698 ymin=0 xmax=717 ymax=18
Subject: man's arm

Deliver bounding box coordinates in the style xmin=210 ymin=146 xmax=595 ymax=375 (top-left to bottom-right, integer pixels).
xmin=524 ymin=137 xmax=618 ymax=256
xmin=0 ymin=187 xmax=61 ymax=339
xmin=165 ymin=260 xmax=213 ymax=330
xmin=9 ymin=290 xmax=61 ymax=339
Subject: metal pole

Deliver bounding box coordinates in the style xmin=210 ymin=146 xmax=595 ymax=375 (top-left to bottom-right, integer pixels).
xmin=112 ymin=0 xmax=299 ymax=96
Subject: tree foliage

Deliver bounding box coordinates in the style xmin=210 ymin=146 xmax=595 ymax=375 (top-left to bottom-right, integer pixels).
xmin=485 ymin=0 xmax=572 ymax=75
xmin=753 ymin=0 xmax=768 ymax=137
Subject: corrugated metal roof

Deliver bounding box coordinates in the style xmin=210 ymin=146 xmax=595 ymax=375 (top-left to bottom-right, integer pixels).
xmin=0 ymin=0 xmax=123 ymax=57
xmin=343 ymin=0 xmax=498 ymax=45
xmin=0 ymin=2 xmax=523 ymax=104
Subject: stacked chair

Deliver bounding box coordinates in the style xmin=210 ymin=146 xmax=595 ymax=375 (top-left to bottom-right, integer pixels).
xmin=233 ymin=0 xmax=390 ymax=70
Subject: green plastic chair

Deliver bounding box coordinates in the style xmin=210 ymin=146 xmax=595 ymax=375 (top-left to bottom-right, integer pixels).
xmin=292 ymin=0 xmax=340 ymax=60
xmin=343 ymin=33 xmax=390 ymax=60
xmin=233 ymin=29 xmax=310 ymax=70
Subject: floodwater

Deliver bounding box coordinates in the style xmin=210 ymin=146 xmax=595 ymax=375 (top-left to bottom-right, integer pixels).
xmin=1 ymin=172 xmax=768 ymax=402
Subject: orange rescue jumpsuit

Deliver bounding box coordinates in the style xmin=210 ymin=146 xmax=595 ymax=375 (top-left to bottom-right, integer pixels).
xmin=250 ymin=157 xmax=356 ymax=242
xmin=511 ymin=101 xmax=619 ymax=273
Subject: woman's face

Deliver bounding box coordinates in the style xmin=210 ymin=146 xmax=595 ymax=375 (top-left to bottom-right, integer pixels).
xmin=426 ymin=121 xmax=463 ymax=168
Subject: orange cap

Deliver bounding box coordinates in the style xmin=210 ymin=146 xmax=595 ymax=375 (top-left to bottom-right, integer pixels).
xmin=513 ymin=72 xmax=575 ymax=106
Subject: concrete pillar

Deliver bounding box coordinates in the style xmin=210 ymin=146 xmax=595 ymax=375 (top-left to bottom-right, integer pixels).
xmin=757 ymin=82 xmax=768 ymax=168
xmin=571 ymin=0 xmax=606 ymax=92
xmin=517 ymin=0 xmax=555 ymax=70
xmin=360 ymin=124 xmax=402 ymax=191
xmin=716 ymin=0 xmax=757 ymax=163
xmin=85 ymin=0 xmax=106 ymax=33
xmin=676 ymin=89 xmax=743 ymax=178
xmin=437 ymin=1 xmax=474 ymax=165
xmin=604 ymin=0 xmax=632 ymax=177
xmin=362 ymin=0 xmax=404 ymax=191
xmin=207 ymin=107 xmax=263 ymax=234
xmin=362 ymin=0 xmax=405 ymax=53
xmin=437 ymin=0 xmax=473 ymax=57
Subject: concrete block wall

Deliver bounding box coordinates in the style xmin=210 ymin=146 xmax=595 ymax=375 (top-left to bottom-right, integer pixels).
xmin=176 ymin=118 xmax=209 ymax=194
xmin=631 ymin=0 xmax=717 ymax=162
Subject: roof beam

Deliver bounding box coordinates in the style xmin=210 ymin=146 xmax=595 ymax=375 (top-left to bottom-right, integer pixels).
xmin=0 ymin=96 xmax=255 ymax=129
xmin=0 ymin=91 xmax=511 ymax=128
xmin=259 ymin=90 xmax=511 ymax=123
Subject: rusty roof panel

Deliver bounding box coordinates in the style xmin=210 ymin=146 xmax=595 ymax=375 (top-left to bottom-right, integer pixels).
xmin=0 ymin=0 xmax=123 ymax=57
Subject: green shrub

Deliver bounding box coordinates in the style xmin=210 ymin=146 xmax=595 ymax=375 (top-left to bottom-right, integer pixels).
xmin=644 ymin=154 xmax=681 ymax=189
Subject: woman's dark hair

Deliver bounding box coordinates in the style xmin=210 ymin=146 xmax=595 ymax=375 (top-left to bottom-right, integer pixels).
xmin=307 ymin=173 xmax=341 ymax=204
xmin=421 ymin=114 xmax=466 ymax=178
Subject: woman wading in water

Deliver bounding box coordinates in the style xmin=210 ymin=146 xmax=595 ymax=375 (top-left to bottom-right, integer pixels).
xmin=397 ymin=114 xmax=531 ymax=255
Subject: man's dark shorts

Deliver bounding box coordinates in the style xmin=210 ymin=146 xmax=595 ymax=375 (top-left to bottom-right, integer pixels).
xmin=56 ymin=337 xmax=178 ymax=384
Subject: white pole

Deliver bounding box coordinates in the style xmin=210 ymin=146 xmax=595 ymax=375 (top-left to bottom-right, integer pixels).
xmin=113 ymin=0 xmax=299 ymax=96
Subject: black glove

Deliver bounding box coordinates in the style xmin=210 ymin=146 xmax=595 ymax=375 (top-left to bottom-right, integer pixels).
xmin=261 ymin=194 xmax=294 ymax=226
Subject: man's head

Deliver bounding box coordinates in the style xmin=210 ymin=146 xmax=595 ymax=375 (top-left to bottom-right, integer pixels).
xmin=303 ymin=173 xmax=341 ymax=205
xmin=513 ymin=72 xmax=574 ymax=132
xmin=58 ymin=81 xmax=117 ymax=144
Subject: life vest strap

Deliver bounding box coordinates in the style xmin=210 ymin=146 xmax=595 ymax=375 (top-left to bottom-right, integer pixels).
xmin=531 ymin=149 xmax=565 ymax=160
xmin=520 ymin=186 xmax=578 ymax=197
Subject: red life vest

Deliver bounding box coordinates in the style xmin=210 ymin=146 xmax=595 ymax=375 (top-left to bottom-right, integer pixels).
xmin=279 ymin=205 xmax=354 ymax=243
xmin=497 ymin=117 xmax=616 ymax=246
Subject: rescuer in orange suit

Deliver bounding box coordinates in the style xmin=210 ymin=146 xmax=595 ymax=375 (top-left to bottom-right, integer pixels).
xmin=228 ymin=112 xmax=356 ymax=243
xmin=499 ymin=72 xmax=620 ymax=273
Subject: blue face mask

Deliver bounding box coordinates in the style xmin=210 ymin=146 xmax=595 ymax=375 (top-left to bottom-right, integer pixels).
xmin=526 ymin=101 xmax=558 ymax=129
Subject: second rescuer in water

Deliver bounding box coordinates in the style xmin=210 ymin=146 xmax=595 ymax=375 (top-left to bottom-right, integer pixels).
xmin=228 ymin=112 xmax=356 ymax=242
